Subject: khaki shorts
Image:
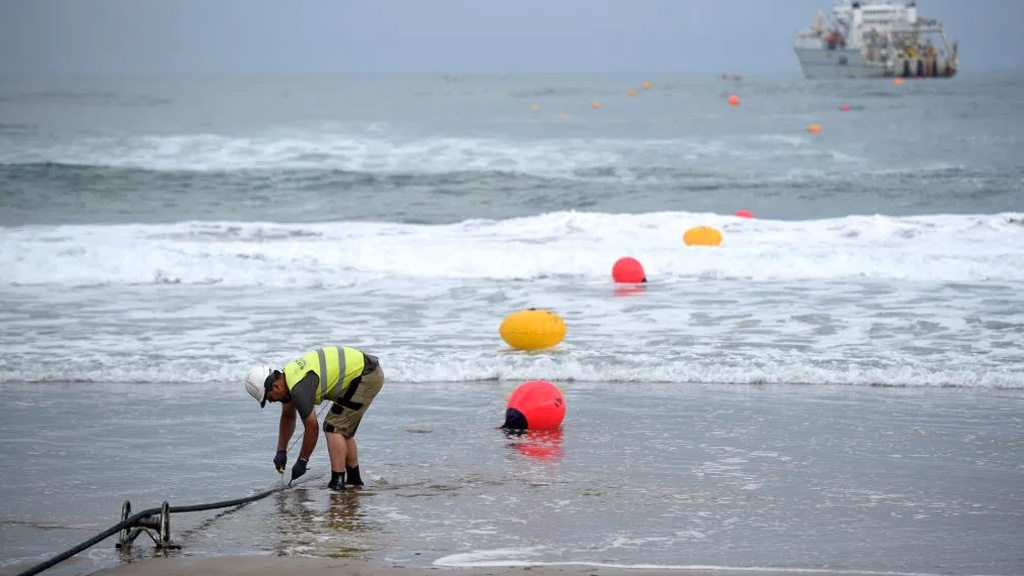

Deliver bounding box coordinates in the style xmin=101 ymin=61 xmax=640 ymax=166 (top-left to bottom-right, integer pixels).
xmin=323 ymin=364 xmax=384 ymax=438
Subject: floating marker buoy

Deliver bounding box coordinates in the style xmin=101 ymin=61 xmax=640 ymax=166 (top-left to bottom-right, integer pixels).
xmin=499 ymin=309 xmax=566 ymax=350
xmin=642 ymin=81 xmax=651 ymax=89
xmin=531 ymin=104 xmax=540 ymax=110
xmin=728 ymin=94 xmax=740 ymax=106
xmin=627 ymin=89 xmax=637 ymax=97
xmin=683 ymin=226 xmax=723 ymax=246
xmin=840 ymin=104 xmax=851 ymax=112
xmin=735 ymin=210 xmax=754 ymax=218
xmin=808 ymin=124 xmax=822 ymax=133
xmin=502 ymin=380 xmax=565 ymax=430
xmin=612 ymin=256 xmax=646 ymax=283
xmin=558 ymin=112 xmax=568 ymax=119
xmin=591 ymin=101 xmax=601 ymax=109
xmin=894 ymin=78 xmax=903 ymax=85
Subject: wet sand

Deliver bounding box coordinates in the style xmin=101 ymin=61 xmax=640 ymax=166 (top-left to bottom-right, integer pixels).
xmin=93 ymin=555 xmax=898 ymax=576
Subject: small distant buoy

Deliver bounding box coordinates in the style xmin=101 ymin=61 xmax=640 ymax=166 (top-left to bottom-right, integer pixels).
xmin=591 ymin=101 xmax=601 ymax=109
xmin=558 ymin=112 xmax=568 ymax=119
xmin=499 ymin=309 xmax=566 ymax=351
xmin=728 ymin=94 xmax=740 ymax=106
xmin=894 ymin=78 xmax=904 ymax=85
xmin=808 ymin=124 xmax=822 ymax=133
xmin=735 ymin=210 xmax=754 ymax=219
xmin=627 ymin=89 xmax=637 ymax=97
xmin=612 ymin=257 xmax=646 ymax=283
xmin=642 ymin=81 xmax=651 ymax=89
xmin=840 ymin=104 xmax=851 ymax=112
xmin=683 ymin=226 xmax=723 ymax=247
xmin=531 ymin=104 xmax=540 ymax=110
xmin=502 ymin=380 xmax=565 ymax=430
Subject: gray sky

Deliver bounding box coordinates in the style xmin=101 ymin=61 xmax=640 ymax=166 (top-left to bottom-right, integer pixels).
xmin=1 ymin=0 xmax=1022 ymax=75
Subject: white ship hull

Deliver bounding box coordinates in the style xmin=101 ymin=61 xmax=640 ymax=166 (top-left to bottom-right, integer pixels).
xmin=794 ymin=47 xmax=886 ymax=79
xmin=793 ymin=1 xmax=958 ymax=81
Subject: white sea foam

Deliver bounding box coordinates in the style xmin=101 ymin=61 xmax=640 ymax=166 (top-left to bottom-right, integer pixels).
xmin=0 ymin=132 xmax=948 ymax=178
xmin=433 ymin=549 xmax=944 ymax=575
xmin=2 ymin=211 xmax=1022 ymax=287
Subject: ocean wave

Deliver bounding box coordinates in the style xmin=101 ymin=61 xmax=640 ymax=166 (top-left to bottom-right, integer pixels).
xmin=1 ymin=212 xmax=1022 ymax=287
xmin=0 ymin=132 xmax=981 ymax=179
xmin=0 ymin=356 xmax=1020 ymax=389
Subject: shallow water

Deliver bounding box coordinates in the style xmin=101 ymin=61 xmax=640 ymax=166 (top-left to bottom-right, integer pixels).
xmin=2 ymin=382 xmax=1022 ymax=576
xmin=2 ymin=73 xmax=1024 ymax=575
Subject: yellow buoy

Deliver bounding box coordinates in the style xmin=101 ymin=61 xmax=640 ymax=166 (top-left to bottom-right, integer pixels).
xmin=531 ymin=104 xmax=540 ymax=110
xmin=683 ymin=226 xmax=723 ymax=247
xmin=642 ymin=81 xmax=651 ymax=89
xmin=499 ymin=309 xmax=566 ymax=351
xmin=808 ymin=124 xmax=822 ymax=133
xmin=627 ymin=89 xmax=637 ymax=97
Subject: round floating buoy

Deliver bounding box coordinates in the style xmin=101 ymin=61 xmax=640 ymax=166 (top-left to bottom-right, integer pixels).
xmin=591 ymin=101 xmax=601 ymax=109
xmin=735 ymin=210 xmax=754 ymax=219
xmin=612 ymin=257 xmax=646 ymax=283
xmin=627 ymin=89 xmax=637 ymax=97
xmin=808 ymin=124 xmax=822 ymax=133
xmin=683 ymin=226 xmax=723 ymax=247
xmin=499 ymin=309 xmax=566 ymax=351
xmin=840 ymin=104 xmax=851 ymax=112
xmin=558 ymin=112 xmax=568 ymax=119
xmin=531 ymin=104 xmax=540 ymax=110
xmin=728 ymin=94 xmax=740 ymax=106
xmin=642 ymin=81 xmax=651 ymax=89
xmin=502 ymin=380 xmax=565 ymax=430
xmin=894 ymin=78 xmax=903 ymax=85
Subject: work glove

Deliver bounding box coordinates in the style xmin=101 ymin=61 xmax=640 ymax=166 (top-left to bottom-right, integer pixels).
xmin=291 ymin=458 xmax=309 ymax=482
xmin=273 ymin=450 xmax=287 ymax=474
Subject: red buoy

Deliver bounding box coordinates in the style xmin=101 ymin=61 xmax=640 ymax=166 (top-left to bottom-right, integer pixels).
xmin=735 ymin=210 xmax=754 ymax=218
xmin=612 ymin=256 xmax=646 ymax=283
xmin=502 ymin=380 xmax=565 ymax=430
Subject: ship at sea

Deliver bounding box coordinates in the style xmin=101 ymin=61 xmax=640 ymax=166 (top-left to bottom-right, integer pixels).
xmin=793 ymin=0 xmax=958 ymax=80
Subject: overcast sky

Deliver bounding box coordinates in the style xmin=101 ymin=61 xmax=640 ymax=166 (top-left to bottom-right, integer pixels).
xmin=1 ymin=0 xmax=1022 ymax=75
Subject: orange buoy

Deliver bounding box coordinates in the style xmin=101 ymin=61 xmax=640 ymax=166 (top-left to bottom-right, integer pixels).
xmin=642 ymin=81 xmax=651 ymax=89
xmin=728 ymin=94 xmax=740 ymax=106
xmin=808 ymin=124 xmax=822 ymax=133
xmin=683 ymin=226 xmax=723 ymax=246
xmin=894 ymin=78 xmax=904 ymax=85
xmin=531 ymin=104 xmax=540 ymax=110
xmin=502 ymin=380 xmax=565 ymax=430
xmin=735 ymin=210 xmax=754 ymax=218
xmin=591 ymin=101 xmax=601 ymax=109
xmin=627 ymin=89 xmax=637 ymax=97
xmin=611 ymin=256 xmax=646 ymax=283
xmin=499 ymin=309 xmax=566 ymax=350
xmin=840 ymin=104 xmax=851 ymax=112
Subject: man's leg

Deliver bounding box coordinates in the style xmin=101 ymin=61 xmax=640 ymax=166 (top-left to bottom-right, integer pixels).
xmin=323 ymin=364 xmax=384 ymax=488
xmin=325 ymin=431 xmax=347 ymax=490
xmin=345 ymin=437 xmax=362 ymax=485
xmin=345 ymin=437 xmax=358 ymax=468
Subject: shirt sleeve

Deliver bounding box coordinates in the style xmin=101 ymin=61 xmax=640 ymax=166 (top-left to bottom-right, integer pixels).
xmin=289 ymin=371 xmax=319 ymax=421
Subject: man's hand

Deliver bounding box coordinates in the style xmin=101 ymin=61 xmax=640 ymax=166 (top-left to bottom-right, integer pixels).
xmin=273 ymin=450 xmax=287 ymax=474
xmin=291 ymin=458 xmax=308 ymax=481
